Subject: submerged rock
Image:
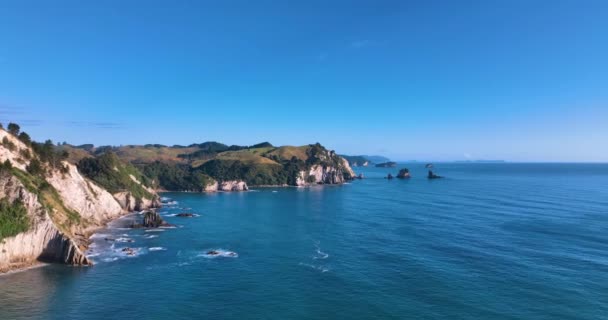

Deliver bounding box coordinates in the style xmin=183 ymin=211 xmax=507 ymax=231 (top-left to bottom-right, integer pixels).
xmin=428 ymin=170 xmax=442 ymax=179
xmin=397 ymin=168 xmax=411 ymax=179
xmin=176 ymin=213 xmax=195 ymax=218
xmin=386 ymin=173 xmax=394 ymax=180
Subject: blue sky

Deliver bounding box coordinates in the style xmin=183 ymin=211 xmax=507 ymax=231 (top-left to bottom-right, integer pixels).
xmin=0 ymin=0 xmax=607 ymax=162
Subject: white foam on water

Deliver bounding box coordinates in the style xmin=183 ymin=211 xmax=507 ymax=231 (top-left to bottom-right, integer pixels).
xmin=143 ymin=235 xmax=158 ymax=239
xmin=199 ymin=249 xmax=238 ymax=258
xmin=90 ymin=233 xmax=110 ymax=240
xmin=102 ymin=257 xmax=119 ymax=262
xmin=298 ymin=262 xmax=329 ymax=273
xmin=159 ymin=225 xmax=177 ymax=229
xmin=272 ymin=191 xmax=278 ymax=193
xmin=115 ymin=237 xmax=134 ymax=243
xmin=149 ymin=247 xmax=166 ymax=251
xmin=145 ymin=229 xmax=165 ymax=232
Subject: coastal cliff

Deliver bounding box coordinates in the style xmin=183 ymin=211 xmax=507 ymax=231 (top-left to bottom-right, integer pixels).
xmin=0 ymin=128 xmax=159 ymax=273
xmin=296 ymin=157 xmax=355 ymax=186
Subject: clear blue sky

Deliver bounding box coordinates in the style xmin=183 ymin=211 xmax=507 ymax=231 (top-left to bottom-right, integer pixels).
xmin=0 ymin=0 xmax=607 ymax=162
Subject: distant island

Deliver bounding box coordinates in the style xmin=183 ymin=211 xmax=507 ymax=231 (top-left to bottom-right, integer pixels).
xmin=341 ymin=154 xmax=391 ymax=167
xmin=454 ymin=160 xmax=506 ymax=163
xmin=375 ymin=161 xmax=397 ymax=168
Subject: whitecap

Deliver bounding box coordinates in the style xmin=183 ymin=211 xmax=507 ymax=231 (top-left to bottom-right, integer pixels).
xmin=145 ymin=229 xmax=165 ymax=232
xmin=103 ymin=257 xmax=119 ymax=262
xmin=298 ymin=262 xmax=329 ymax=273
xmin=149 ymin=247 xmax=166 ymax=251
xmin=199 ymin=249 xmax=238 ymax=258
xmin=143 ymin=235 xmax=158 ymax=239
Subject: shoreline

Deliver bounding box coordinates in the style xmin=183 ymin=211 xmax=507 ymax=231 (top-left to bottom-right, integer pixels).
xmin=0 ymin=207 xmax=155 ymax=276
xmin=0 ymin=261 xmax=49 ymax=277
xmin=157 ymin=181 xmax=355 ymax=194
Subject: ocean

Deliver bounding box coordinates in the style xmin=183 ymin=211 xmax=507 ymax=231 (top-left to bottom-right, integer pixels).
xmin=1 ymin=163 xmax=607 ymax=319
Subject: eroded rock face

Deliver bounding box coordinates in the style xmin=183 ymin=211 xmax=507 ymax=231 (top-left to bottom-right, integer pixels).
xmin=142 ymin=211 xmax=165 ymax=228
xmin=0 ymin=130 xmax=32 ymax=171
xmin=203 ymin=180 xmax=219 ymax=192
xmin=113 ymin=191 xmax=161 ymax=212
xmin=0 ymin=173 xmax=90 ymax=273
xmin=295 ymin=156 xmax=355 ymax=186
xmin=47 ymin=164 xmax=123 ymax=224
xmin=202 ymin=179 xmax=248 ymax=192
xmin=219 ymin=180 xmax=248 ymax=191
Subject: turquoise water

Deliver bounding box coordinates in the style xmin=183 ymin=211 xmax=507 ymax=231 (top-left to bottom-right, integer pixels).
xmin=1 ymin=163 xmax=608 ymax=319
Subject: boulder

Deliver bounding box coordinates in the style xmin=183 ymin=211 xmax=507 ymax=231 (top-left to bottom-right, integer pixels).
xmin=397 ymin=168 xmax=411 ymax=179
xmin=386 ymin=173 xmax=394 ymax=180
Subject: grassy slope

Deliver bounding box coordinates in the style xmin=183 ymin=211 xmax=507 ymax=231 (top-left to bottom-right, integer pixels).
xmin=9 ymin=167 xmax=84 ymax=236
xmin=264 ymin=146 xmax=310 ymax=161
xmin=114 ymin=145 xmax=198 ymax=164
xmin=215 ymin=149 xmax=281 ymax=166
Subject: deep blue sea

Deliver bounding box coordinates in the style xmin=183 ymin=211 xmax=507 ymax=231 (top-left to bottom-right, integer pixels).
xmin=1 ymin=163 xmax=608 ymax=319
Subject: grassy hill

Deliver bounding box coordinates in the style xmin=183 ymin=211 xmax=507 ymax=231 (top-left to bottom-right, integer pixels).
xmin=60 ymin=141 xmax=352 ymax=189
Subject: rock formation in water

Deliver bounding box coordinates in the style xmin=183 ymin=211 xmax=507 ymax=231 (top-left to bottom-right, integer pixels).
xmin=427 ymin=170 xmax=442 ymax=179
xmin=0 ymin=128 xmax=160 ymax=273
xmin=397 ymin=168 xmax=411 ymax=179
xmin=295 ymin=156 xmax=355 ymax=186
xmin=142 ymin=211 xmax=165 ymax=228
xmin=387 ymin=173 xmax=394 ymax=179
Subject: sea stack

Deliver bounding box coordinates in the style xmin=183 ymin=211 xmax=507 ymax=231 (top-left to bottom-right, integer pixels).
xmin=142 ymin=210 xmax=165 ymax=228
xmin=397 ymin=168 xmax=411 ymax=179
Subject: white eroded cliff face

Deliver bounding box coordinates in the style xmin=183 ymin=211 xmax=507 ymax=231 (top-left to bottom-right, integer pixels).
xmin=0 ymin=128 xmax=161 ymax=273
xmin=295 ymin=156 xmax=355 ymax=186
xmin=0 ymin=173 xmax=90 ymax=272
xmin=113 ymin=191 xmax=159 ymax=212
xmin=203 ymin=179 xmax=248 ymax=192
xmin=47 ymin=164 xmax=123 ymax=224
xmin=0 ymin=130 xmax=31 ymax=171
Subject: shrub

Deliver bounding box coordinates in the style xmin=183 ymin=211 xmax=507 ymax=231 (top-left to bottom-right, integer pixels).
xmin=7 ymin=123 xmax=20 ymax=136
xmin=0 ymin=198 xmax=29 ymax=241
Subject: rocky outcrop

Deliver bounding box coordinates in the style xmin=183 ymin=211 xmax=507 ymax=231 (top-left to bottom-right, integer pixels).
xmin=386 ymin=173 xmax=394 ymax=179
xmin=428 ymin=170 xmax=443 ymax=179
xmin=113 ymin=191 xmax=161 ymax=212
xmin=47 ymin=164 xmax=123 ymax=224
xmin=0 ymin=130 xmax=32 ymax=171
xmin=295 ymin=156 xmax=355 ymax=186
xmin=0 ymin=128 xmax=162 ymax=273
xmin=397 ymin=168 xmax=411 ymax=179
xmin=142 ymin=211 xmax=165 ymax=228
xmin=220 ymin=180 xmax=248 ymax=191
xmin=203 ymin=179 xmax=248 ymax=192
xmin=0 ymin=173 xmax=90 ymax=273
